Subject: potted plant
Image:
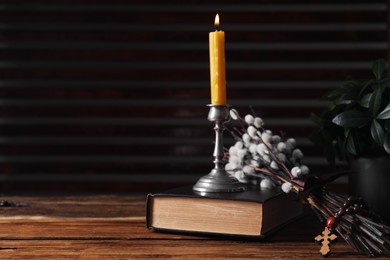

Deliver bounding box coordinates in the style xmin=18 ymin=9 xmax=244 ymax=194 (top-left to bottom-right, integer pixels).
xmin=310 ymin=58 xmax=390 ymax=223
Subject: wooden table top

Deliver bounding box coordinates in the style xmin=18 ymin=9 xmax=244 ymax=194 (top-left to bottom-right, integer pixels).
xmin=0 ymin=195 xmax=388 ymax=259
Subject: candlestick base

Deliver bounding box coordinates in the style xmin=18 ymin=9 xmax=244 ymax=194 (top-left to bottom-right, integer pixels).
xmin=193 ymin=168 xmax=245 ymax=193
xmin=193 ymin=105 xmax=245 ymax=193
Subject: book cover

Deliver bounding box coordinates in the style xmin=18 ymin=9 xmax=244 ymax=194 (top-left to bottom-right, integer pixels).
xmin=146 ymin=185 xmax=303 ymax=238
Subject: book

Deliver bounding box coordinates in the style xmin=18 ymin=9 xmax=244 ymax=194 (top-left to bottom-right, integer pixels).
xmin=146 ymin=185 xmax=303 ymax=238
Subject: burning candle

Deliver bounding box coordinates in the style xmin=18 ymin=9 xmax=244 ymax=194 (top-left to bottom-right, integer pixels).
xmin=209 ymin=14 xmax=226 ymax=105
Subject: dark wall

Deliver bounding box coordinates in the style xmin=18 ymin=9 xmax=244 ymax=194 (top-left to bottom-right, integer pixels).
xmin=0 ymin=0 xmax=387 ymax=193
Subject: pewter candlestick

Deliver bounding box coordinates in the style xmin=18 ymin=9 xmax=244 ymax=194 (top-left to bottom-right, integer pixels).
xmin=193 ymin=105 xmax=245 ymax=193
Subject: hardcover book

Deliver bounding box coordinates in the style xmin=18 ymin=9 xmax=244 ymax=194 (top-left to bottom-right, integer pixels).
xmin=146 ymin=186 xmax=303 ymax=238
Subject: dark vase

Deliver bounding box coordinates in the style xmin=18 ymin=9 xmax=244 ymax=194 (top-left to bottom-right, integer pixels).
xmin=350 ymin=156 xmax=390 ymax=225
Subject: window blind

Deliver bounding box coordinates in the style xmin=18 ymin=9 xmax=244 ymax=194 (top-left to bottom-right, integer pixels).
xmin=0 ymin=0 xmax=386 ymax=193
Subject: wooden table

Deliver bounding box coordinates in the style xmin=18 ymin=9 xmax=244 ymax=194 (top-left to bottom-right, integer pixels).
xmin=0 ymin=195 xmax=388 ymax=259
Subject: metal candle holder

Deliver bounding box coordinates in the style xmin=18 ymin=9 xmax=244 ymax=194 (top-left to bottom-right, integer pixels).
xmin=193 ymin=105 xmax=245 ymax=193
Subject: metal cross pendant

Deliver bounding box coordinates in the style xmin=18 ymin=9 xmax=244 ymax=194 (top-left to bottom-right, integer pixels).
xmin=315 ymin=227 xmax=337 ymax=256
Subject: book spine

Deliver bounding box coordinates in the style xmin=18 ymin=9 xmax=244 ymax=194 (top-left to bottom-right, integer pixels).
xmin=145 ymin=193 xmax=153 ymax=229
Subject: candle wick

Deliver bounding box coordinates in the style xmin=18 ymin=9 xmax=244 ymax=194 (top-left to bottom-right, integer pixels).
xmin=215 ymin=25 xmax=219 ymax=31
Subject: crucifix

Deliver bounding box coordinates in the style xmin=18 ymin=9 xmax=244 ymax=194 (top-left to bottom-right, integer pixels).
xmin=315 ymin=227 xmax=337 ymax=256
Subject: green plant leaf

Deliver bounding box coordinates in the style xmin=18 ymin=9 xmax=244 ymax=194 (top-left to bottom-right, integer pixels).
xmin=369 ymin=87 xmax=382 ymax=116
xmin=345 ymin=133 xmax=357 ymax=155
xmin=332 ymin=110 xmax=371 ymax=128
xmin=384 ymin=133 xmax=390 ymax=154
xmin=358 ymin=79 xmax=375 ymax=96
xmin=377 ymin=103 xmax=390 ymax=119
xmin=359 ymin=93 xmax=371 ymax=108
xmin=343 ymin=82 xmax=362 ymax=102
xmin=386 ymin=119 xmax=390 ymax=131
xmin=310 ymin=112 xmax=323 ymax=126
xmin=371 ymin=119 xmax=385 ymax=145
xmin=372 ymin=58 xmax=386 ymax=80
xmin=322 ymin=88 xmax=344 ymax=101
xmin=344 ymin=128 xmax=350 ymax=138
xmin=339 ymin=100 xmax=353 ymax=105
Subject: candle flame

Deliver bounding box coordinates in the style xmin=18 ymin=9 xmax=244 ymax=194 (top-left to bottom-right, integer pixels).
xmin=214 ymin=14 xmax=220 ymax=28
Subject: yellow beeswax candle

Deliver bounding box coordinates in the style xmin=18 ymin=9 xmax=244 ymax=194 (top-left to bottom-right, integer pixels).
xmin=209 ymin=14 xmax=226 ymax=105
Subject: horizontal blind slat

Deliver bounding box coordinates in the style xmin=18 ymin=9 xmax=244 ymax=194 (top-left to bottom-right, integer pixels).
xmin=0 ymin=23 xmax=386 ymax=31
xmin=0 ymin=4 xmax=386 ymax=12
xmin=0 ymin=80 xmax=343 ymax=88
xmin=0 ymin=99 xmax=329 ymax=107
xmin=0 ymin=42 xmax=386 ymax=50
xmin=0 ymin=61 xmax=375 ymax=69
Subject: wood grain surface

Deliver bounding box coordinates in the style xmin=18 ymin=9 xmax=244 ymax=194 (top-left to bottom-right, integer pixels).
xmin=0 ymin=195 xmax=388 ymax=259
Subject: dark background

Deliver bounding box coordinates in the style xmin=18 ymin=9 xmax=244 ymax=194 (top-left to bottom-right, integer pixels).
xmin=0 ymin=0 xmax=387 ymax=194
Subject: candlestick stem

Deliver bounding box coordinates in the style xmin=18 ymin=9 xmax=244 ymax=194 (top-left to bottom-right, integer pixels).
xmin=193 ymin=105 xmax=245 ymax=193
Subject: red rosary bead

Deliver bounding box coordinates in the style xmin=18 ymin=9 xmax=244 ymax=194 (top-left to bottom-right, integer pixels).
xmin=326 ymin=216 xmax=338 ymax=229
